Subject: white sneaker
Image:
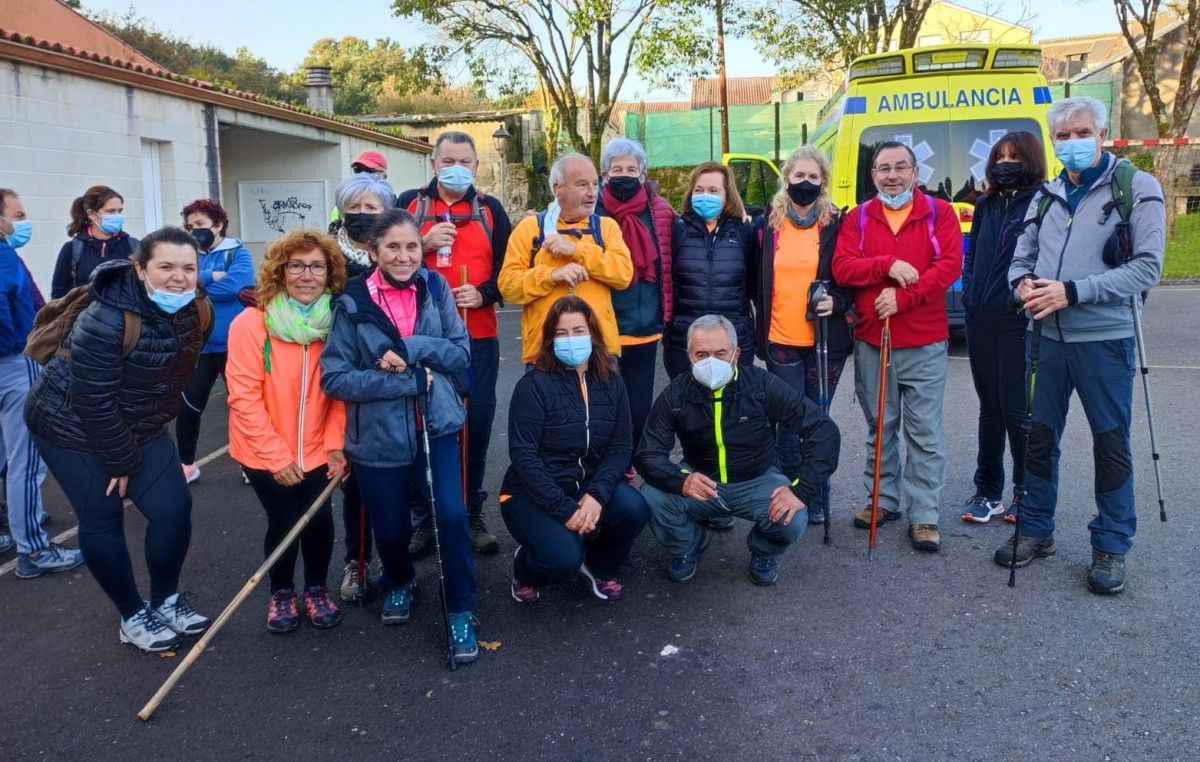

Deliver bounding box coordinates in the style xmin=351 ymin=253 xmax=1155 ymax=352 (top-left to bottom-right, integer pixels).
xmin=155 ymin=592 xmax=210 ymax=636
xmin=182 ymin=464 xmax=201 ymax=484
xmin=120 ymin=605 xmax=182 ymax=653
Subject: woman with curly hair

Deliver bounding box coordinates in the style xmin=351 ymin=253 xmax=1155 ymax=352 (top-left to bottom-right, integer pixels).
xmin=226 ymin=230 xmax=349 ymax=633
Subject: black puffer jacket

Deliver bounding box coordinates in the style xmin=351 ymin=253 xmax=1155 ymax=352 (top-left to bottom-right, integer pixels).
xmin=26 ymin=260 xmax=209 ymax=476
xmin=667 ymin=212 xmax=758 ymax=356
xmin=500 ymin=367 xmax=632 ymax=520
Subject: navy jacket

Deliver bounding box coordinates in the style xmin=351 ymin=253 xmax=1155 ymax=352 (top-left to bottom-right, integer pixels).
xmin=51 ymin=230 xmax=138 ymax=299
xmin=0 ymin=240 xmax=36 ymax=356
xmin=668 ymin=212 xmax=758 ymax=356
xmin=501 ymin=367 xmax=632 ymax=520
xmin=963 ymin=187 xmax=1037 ymax=326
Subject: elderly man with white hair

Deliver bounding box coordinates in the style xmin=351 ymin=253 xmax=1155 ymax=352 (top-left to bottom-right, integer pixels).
xmin=500 ymin=153 xmax=633 ymax=367
xmin=635 ymin=314 xmax=840 ymax=587
xmin=999 ymin=96 xmax=1165 ymax=595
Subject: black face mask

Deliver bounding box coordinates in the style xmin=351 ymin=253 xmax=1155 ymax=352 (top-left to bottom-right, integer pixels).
xmin=343 ymin=213 xmax=378 ymax=242
xmin=786 ymin=180 xmax=821 ymax=207
xmin=606 ymin=176 xmax=643 ymax=203
xmin=190 ymin=228 xmax=216 ymax=252
xmin=381 ymin=267 xmax=418 ymax=290
xmin=992 ymin=162 xmax=1025 ymax=189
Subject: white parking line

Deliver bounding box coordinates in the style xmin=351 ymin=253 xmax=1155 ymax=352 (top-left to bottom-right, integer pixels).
xmin=0 ymin=444 xmax=230 ymax=577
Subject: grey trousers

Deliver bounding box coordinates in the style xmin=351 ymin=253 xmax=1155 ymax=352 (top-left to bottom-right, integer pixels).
xmin=853 ymin=340 xmax=948 ymax=525
xmin=0 ymin=354 xmax=49 ymax=553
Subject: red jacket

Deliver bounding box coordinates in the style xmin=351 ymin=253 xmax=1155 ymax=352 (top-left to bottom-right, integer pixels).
xmin=832 ymin=189 xmax=963 ymax=349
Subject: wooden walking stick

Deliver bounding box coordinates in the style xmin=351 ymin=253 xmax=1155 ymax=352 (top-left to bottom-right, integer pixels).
xmin=138 ymin=475 xmax=344 ymax=721
xmin=868 ymin=317 xmax=891 ymax=560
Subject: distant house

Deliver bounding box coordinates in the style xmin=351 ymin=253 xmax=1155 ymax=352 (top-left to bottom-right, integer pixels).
xmin=1 ymin=0 xmax=431 ymax=286
xmin=910 ymin=0 xmax=1033 ymax=48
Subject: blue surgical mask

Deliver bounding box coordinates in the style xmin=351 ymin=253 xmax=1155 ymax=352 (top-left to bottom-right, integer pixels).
xmin=553 ymin=335 xmax=592 ymax=368
xmin=877 ymin=188 xmax=913 ymax=211
xmin=98 ymin=213 xmax=124 ymax=235
xmin=691 ymin=194 xmax=723 ymax=221
xmin=1054 ymin=137 xmax=1099 ymax=173
xmin=5 ymin=220 xmax=32 ymax=249
xmin=438 ymin=166 xmax=475 ymax=194
xmin=146 ymin=282 xmax=197 ymax=314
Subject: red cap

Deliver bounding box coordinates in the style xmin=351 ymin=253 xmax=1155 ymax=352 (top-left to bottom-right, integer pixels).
xmin=352 ymin=150 xmax=388 ymax=172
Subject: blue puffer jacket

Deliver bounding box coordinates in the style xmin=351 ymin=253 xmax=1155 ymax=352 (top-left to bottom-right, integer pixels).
xmin=197 ymin=236 xmax=254 ymax=354
xmin=667 ymin=212 xmax=758 ymax=356
xmin=321 ymin=268 xmax=470 ymax=469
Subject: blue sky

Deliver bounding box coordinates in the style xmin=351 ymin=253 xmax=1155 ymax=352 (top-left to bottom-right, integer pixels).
xmin=80 ymin=0 xmax=1122 ymax=100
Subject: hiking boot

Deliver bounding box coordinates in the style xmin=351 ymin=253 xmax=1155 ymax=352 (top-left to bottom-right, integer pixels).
xmin=908 ymin=524 xmax=941 ymax=552
xmin=119 ymin=604 xmax=182 ymax=653
xmin=1087 ymin=549 xmax=1126 ymax=595
xmin=1001 ymin=496 xmax=1021 ymax=524
xmin=339 ymin=561 xmax=365 ymax=602
xmin=748 ymin=553 xmax=779 ymax=586
xmin=303 ymin=586 xmax=344 ymax=628
xmin=993 ymin=533 xmax=1056 ymax=568
xmin=510 ymin=578 xmax=540 ymax=604
xmin=667 ymin=530 xmax=711 ymax=583
xmin=155 ymin=592 xmax=210 ymax=636
xmin=449 ymin=612 xmax=480 ymax=663
xmin=961 ymin=495 xmax=1004 ymax=524
xmin=699 ymin=515 xmax=734 ymax=532
xmin=579 ymin=563 xmax=623 ymax=601
xmin=182 ymin=463 xmax=201 ymax=484
xmin=807 ymin=506 xmax=826 ymax=525
xmin=0 ymin=533 xmax=12 ymax=554
xmin=853 ymin=506 xmax=902 ymax=529
xmin=267 ymin=589 xmax=299 ymax=633
xmin=15 ymin=543 xmax=83 ymax=578
xmin=408 ymin=524 xmax=433 ymax=558
xmin=469 ymin=514 xmax=500 ymax=555
xmin=381 ymin=583 xmax=414 ymax=625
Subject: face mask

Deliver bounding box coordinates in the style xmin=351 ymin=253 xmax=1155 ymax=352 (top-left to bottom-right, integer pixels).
xmin=380 ymin=267 xmax=417 ymax=290
xmin=606 ymin=176 xmax=642 ymax=203
xmin=97 ymin=213 xmax=124 ymax=235
xmin=691 ymin=194 xmax=723 ymax=221
xmin=991 ymin=162 xmax=1025 ymax=189
xmin=438 ymin=166 xmax=474 ymax=194
xmin=877 ymin=187 xmax=913 ymax=211
xmin=1055 ymin=137 xmax=1099 ymax=173
xmin=146 ymin=282 xmax=197 ymax=314
xmin=190 ymin=228 xmax=216 ymax=252
xmin=343 ymin=213 xmax=378 ymax=242
xmin=786 ymin=180 xmax=821 ymax=207
xmin=692 ymin=356 xmax=734 ymax=391
xmin=553 ymin=335 xmax=592 ymax=368
xmin=4 ymin=220 xmax=32 ymax=249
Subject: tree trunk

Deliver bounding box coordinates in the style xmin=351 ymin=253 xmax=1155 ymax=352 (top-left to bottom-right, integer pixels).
xmin=1154 ymin=144 xmax=1179 ymax=240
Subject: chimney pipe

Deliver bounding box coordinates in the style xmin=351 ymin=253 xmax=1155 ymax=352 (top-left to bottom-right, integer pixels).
xmin=306 ymin=66 xmax=334 ymax=114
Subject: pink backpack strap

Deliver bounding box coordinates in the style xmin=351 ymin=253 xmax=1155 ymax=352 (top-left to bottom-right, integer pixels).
xmin=926 ymin=199 xmax=943 ymax=260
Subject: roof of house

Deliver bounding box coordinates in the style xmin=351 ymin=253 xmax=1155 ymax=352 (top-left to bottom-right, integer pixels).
xmin=359 ymin=108 xmax=529 ymax=126
xmin=691 ymin=76 xmax=779 ymax=109
xmin=1066 ymin=18 xmax=1189 ymax=82
xmin=614 ymin=101 xmax=692 ymax=115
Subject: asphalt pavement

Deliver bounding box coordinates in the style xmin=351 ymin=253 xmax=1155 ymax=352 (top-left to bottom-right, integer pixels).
xmin=2 ymin=287 xmax=1198 ymax=760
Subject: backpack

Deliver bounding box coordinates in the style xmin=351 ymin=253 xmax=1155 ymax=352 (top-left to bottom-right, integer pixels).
xmin=25 ymin=286 xmax=213 ymax=365
xmin=1032 ymin=159 xmax=1150 ymax=263
xmin=530 ymin=212 xmax=606 ymax=266
xmin=413 ymin=192 xmax=494 ymax=243
xmin=70 ymin=235 xmax=140 ymax=283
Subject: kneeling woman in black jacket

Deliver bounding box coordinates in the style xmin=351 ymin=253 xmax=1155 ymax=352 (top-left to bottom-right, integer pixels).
xmin=26 ymin=227 xmax=213 ymax=654
xmin=500 ymin=296 xmax=650 ymax=603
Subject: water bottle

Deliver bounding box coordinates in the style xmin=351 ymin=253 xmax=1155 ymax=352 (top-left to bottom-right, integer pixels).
xmin=436 ymin=211 xmax=453 ymax=268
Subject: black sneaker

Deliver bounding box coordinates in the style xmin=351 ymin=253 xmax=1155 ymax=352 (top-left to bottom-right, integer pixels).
xmin=993 ymin=533 xmax=1056 ymax=568
xmin=408 ymin=524 xmax=433 ymax=558
xmin=469 ymin=515 xmax=500 ymax=555
xmin=1087 ymin=549 xmax=1126 ymax=595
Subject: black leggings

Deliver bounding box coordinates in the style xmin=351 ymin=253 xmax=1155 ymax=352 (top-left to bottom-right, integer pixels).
xmin=33 ymin=432 xmax=191 ymax=619
xmin=176 ymin=352 xmax=227 ymax=464
xmin=245 ymin=466 xmax=336 ymax=593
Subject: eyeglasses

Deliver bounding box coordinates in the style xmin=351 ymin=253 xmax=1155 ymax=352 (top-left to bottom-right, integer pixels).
xmin=873 ymin=163 xmax=915 ymax=175
xmin=285 ymin=261 xmax=328 ymax=276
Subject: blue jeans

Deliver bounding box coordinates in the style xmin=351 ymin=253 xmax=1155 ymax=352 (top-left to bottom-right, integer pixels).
xmin=354 ymin=434 xmax=476 ymax=613
xmin=501 ymin=483 xmax=649 ymax=586
xmin=765 ymin=343 xmax=847 ymax=519
xmin=1022 ymin=336 xmax=1137 ymax=554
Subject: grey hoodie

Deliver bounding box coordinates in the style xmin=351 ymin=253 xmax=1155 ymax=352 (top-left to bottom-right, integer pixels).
xmin=1009 ymin=153 xmax=1165 ymax=343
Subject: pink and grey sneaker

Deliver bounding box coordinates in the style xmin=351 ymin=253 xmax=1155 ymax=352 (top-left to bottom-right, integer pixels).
xmin=303 ymin=586 xmax=343 ymax=629
xmin=510 ymin=578 xmax=539 ymax=604
xmin=579 ymin=563 xmax=623 ymax=601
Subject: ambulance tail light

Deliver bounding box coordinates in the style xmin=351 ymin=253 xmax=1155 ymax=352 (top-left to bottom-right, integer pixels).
xmin=959 ymin=206 xmax=974 ymax=224
xmin=993 ymin=49 xmax=1042 ymax=69
xmin=913 ymin=50 xmax=986 ymax=72
xmin=848 ymin=56 xmax=905 ymax=82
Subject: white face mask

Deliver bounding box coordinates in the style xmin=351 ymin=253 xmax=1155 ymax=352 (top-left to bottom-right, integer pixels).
xmin=692 ymin=356 xmax=734 ymax=391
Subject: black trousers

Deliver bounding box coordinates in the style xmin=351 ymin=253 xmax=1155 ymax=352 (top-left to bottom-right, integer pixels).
xmin=245 ymin=466 xmax=336 ymax=593
xmin=964 ymin=316 xmax=1028 ymax=500
xmin=176 ymin=352 xmax=227 ymax=464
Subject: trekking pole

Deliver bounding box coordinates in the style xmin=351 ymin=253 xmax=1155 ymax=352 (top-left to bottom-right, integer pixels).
xmin=1131 ymin=295 xmax=1167 ymax=522
xmin=809 ymin=280 xmax=832 ymax=545
xmin=868 ymin=317 xmax=891 ymax=560
xmin=357 ymin=499 xmax=368 ymax=606
xmin=459 ymin=265 xmax=470 ymax=509
xmin=417 ymin=390 xmax=457 ymax=671
xmin=138 ymin=475 xmax=344 ymax=721
xmin=1009 ymin=319 xmax=1042 ymax=588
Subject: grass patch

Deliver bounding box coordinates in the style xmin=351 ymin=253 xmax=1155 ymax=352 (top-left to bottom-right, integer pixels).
xmin=1164 ymin=213 xmax=1200 ymax=280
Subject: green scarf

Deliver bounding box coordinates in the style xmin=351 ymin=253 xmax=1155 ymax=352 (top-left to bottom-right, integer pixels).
xmin=264 ymin=293 xmax=332 ymax=346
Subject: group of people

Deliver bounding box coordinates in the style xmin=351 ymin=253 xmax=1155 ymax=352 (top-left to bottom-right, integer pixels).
xmin=0 ymin=95 xmax=1164 ymax=666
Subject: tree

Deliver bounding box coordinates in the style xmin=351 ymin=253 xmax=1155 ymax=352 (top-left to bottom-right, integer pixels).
xmin=391 ymin=0 xmax=714 ymax=163
xmin=1112 ymin=0 xmax=1199 ymax=237
xmin=295 ymin=37 xmax=438 ymax=116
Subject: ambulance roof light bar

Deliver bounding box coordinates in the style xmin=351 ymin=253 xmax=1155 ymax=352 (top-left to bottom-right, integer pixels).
xmin=912 ymin=50 xmax=986 ymax=72
xmin=993 ymin=48 xmax=1043 ymax=69
xmin=847 ymin=56 xmax=905 ymax=82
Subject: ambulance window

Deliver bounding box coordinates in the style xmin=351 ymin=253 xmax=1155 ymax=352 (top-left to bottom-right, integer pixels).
xmin=727 ymin=157 xmax=775 ymax=215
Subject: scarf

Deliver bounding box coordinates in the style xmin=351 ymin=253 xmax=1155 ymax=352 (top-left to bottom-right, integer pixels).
xmin=336 ymin=227 xmax=372 ymax=271
xmin=264 ymin=293 xmax=332 ymax=346
xmin=786 ymin=203 xmax=820 ymax=229
xmin=602 ymin=185 xmax=657 ymax=284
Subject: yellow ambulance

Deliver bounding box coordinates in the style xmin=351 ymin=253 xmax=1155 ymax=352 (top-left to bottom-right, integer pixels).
xmin=726 ymin=43 xmax=1058 ymax=326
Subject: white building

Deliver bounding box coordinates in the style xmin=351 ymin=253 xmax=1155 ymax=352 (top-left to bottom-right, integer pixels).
xmin=1 ymin=0 xmax=432 ymax=288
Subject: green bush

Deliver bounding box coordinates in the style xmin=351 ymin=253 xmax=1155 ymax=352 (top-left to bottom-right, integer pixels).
xmin=1164 ymin=212 xmax=1200 ymax=280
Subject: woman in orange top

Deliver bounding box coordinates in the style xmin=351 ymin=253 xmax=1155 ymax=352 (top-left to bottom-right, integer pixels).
xmin=754 ymin=146 xmax=852 ymax=527
xmin=226 ymin=230 xmax=349 ymax=634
